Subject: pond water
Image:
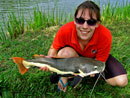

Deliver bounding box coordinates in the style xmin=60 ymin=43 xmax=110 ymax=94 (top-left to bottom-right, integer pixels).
xmin=0 ymin=0 xmax=129 ymax=27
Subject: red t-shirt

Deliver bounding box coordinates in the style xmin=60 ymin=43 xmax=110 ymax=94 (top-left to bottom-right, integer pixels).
xmin=52 ymin=21 xmax=112 ymax=62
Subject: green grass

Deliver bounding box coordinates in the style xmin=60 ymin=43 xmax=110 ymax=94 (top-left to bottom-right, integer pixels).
xmin=0 ymin=1 xmax=130 ymax=98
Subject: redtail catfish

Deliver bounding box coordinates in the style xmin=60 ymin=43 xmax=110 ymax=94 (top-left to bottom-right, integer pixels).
xmin=12 ymin=56 xmax=105 ymax=88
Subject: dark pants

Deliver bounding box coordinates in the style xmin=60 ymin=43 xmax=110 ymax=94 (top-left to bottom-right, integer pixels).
xmin=104 ymin=54 xmax=127 ymax=79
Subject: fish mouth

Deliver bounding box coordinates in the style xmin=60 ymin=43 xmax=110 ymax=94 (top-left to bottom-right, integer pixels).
xmin=78 ymin=69 xmax=100 ymax=77
xmin=84 ymin=70 xmax=99 ymax=76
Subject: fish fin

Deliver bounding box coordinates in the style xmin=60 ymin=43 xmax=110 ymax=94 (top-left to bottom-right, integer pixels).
xmin=33 ymin=54 xmax=61 ymax=59
xmin=12 ymin=57 xmax=28 ymax=75
xmin=72 ymin=75 xmax=83 ymax=88
xmin=33 ymin=54 xmax=42 ymax=58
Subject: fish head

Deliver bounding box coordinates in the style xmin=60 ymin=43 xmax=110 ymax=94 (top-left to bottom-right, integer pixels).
xmin=79 ymin=62 xmax=105 ymax=75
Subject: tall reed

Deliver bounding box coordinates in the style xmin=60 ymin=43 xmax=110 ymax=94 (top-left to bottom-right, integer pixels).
xmin=0 ymin=12 xmax=24 ymax=41
xmin=27 ymin=5 xmax=73 ymax=31
xmin=7 ymin=12 xmax=24 ymax=39
xmin=102 ymin=0 xmax=130 ymax=22
xmin=0 ymin=22 xmax=7 ymax=41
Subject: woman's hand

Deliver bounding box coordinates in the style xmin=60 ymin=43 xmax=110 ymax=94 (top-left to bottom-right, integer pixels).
xmin=39 ymin=54 xmax=56 ymax=72
xmin=40 ymin=66 xmax=50 ymax=72
xmin=90 ymin=74 xmax=95 ymax=77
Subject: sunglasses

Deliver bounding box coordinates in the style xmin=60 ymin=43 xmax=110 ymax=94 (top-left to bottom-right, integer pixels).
xmin=75 ymin=17 xmax=97 ymax=26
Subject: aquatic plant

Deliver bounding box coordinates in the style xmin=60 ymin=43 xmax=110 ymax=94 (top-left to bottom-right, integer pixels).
xmin=0 ymin=12 xmax=24 ymax=41
xmin=102 ymin=0 xmax=130 ymax=23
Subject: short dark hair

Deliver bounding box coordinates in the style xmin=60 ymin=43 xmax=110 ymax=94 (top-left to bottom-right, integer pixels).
xmin=74 ymin=0 xmax=101 ymax=21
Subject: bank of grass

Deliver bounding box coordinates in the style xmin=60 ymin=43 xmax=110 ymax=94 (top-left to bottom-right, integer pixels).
xmin=0 ymin=2 xmax=130 ymax=98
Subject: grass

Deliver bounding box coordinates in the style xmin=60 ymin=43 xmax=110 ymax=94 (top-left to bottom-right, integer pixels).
xmin=0 ymin=1 xmax=130 ymax=98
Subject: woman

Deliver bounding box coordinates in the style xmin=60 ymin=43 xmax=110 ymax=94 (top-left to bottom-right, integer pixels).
xmin=41 ymin=1 xmax=128 ymax=92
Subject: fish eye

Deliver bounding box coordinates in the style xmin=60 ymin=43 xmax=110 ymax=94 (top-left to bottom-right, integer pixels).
xmin=94 ymin=66 xmax=98 ymax=69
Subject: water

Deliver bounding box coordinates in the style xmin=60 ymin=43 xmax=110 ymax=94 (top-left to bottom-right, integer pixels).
xmin=0 ymin=0 xmax=83 ymax=23
xmin=0 ymin=0 xmax=130 ymax=28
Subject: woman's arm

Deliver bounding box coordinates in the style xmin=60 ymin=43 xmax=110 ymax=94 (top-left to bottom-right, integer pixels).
xmin=48 ymin=45 xmax=58 ymax=57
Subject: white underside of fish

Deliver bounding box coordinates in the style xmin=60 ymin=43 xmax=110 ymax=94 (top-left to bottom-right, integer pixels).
xmin=23 ymin=60 xmax=102 ymax=77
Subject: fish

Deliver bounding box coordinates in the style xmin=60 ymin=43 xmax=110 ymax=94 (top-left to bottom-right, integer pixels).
xmin=12 ymin=56 xmax=105 ymax=88
xmin=12 ymin=56 xmax=105 ymax=77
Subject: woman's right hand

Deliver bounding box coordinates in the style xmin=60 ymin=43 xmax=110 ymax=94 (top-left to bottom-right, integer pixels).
xmin=39 ymin=54 xmax=50 ymax=72
xmin=40 ymin=66 xmax=50 ymax=72
xmin=39 ymin=54 xmax=56 ymax=72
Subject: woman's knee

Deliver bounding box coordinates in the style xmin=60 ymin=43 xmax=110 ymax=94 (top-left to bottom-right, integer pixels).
xmin=115 ymin=75 xmax=128 ymax=87
xmin=57 ymin=47 xmax=79 ymax=58
xmin=106 ymin=74 xmax=128 ymax=87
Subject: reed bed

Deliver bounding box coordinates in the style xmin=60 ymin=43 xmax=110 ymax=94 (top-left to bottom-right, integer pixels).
xmin=102 ymin=0 xmax=130 ymax=23
xmin=0 ymin=0 xmax=130 ymax=42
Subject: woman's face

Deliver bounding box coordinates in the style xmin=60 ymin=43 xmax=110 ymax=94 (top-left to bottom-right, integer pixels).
xmin=74 ymin=8 xmax=99 ymax=41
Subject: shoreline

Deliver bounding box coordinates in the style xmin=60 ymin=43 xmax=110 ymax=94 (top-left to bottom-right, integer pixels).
xmin=0 ymin=1 xmax=130 ymax=42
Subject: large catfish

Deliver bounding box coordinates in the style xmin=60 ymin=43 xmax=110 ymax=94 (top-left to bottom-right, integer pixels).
xmin=12 ymin=56 xmax=105 ymax=88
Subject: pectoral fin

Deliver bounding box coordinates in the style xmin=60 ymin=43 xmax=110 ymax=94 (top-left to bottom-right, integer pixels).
xmin=72 ymin=75 xmax=83 ymax=88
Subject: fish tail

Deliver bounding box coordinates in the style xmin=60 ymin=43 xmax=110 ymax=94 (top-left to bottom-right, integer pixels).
xmin=12 ymin=57 xmax=29 ymax=75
